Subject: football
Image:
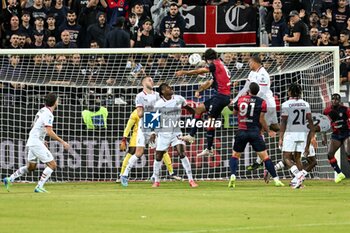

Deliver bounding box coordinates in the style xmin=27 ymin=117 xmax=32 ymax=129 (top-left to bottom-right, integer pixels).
xmin=188 ymin=53 xmax=202 ymax=65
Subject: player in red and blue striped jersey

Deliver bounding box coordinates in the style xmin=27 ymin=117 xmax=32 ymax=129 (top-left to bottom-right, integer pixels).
xmin=228 ymin=82 xmax=284 ymax=188
xmin=323 ymin=93 xmax=350 ymax=183
xmin=175 ymin=48 xmax=231 ymax=157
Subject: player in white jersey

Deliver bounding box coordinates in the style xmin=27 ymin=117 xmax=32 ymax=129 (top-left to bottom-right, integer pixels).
xmin=152 ymin=83 xmax=198 ymax=188
xmin=279 ymin=84 xmax=315 ymax=188
xmin=264 ymin=112 xmax=331 ymax=184
xmin=3 ymin=93 xmax=70 ymax=193
xmin=234 ymin=56 xmax=279 ymax=132
xmin=120 ymin=76 xmax=160 ymax=187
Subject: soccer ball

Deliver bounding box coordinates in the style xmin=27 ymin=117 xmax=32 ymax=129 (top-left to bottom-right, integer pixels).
xmin=188 ymin=53 xmax=202 ymax=65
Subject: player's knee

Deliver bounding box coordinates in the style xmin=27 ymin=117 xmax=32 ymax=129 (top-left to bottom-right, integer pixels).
xmin=128 ymin=147 xmax=136 ymax=155
xmin=178 ymin=153 xmax=185 ymax=159
xmin=27 ymin=163 xmax=36 ymax=172
xmin=47 ymin=160 xmax=57 ymax=170
xmin=270 ymin=124 xmax=280 ymax=132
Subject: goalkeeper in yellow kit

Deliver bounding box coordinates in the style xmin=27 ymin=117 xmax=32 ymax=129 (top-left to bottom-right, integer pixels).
xmin=119 ymin=109 xmax=181 ymax=180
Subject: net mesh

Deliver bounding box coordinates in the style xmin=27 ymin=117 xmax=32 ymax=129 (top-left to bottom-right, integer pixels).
xmin=0 ymin=48 xmax=338 ymax=182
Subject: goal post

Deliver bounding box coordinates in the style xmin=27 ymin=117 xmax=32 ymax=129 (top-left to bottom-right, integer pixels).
xmin=0 ymin=47 xmax=340 ymax=182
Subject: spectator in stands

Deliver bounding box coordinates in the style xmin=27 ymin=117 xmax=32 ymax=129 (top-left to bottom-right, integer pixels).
xmin=339 ymin=30 xmax=350 ymax=57
xmin=78 ymin=0 xmax=107 ymax=48
xmin=3 ymin=15 xmax=20 ymax=48
xmin=27 ymin=54 xmax=45 ymax=83
xmin=19 ymin=11 xmax=33 ymax=39
xmin=67 ymin=54 xmax=83 ymax=85
xmin=106 ymin=0 xmax=128 ymax=27
xmin=159 ymin=3 xmax=185 ymax=39
xmin=346 ymin=17 xmax=350 ymax=34
xmin=265 ymin=0 xmax=284 ymax=36
xmin=308 ymin=11 xmax=320 ymax=29
xmin=46 ymin=14 xmax=60 ymax=41
xmin=161 ymin=26 xmax=186 ymax=47
xmin=59 ymin=10 xmax=81 ymax=44
xmin=26 ymin=0 xmax=48 ymax=25
xmin=86 ymin=12 xmax=112 ymax=48
xmin=90 ymin=40 xmax=100 ymax=48
xmin=131 ymin=1 xmax=149 ymax=26
xmin=18 ymin=33 xmax=29 ymax=48
xmin=319 ymin=12 xmax=338 ymax=44
xmin=71 ymin=0 xmax=89 ymax=16
xmin=284 ymin=10 xmax=312 ymax=46
xmin=270 ymin=8 xmax=288 ymax=46
xmin=310 ymin=27 xmax=319 ymax=46
xmin=46 ymin=35 xmax=57 ymax=48
xmin=48 ymin=55 xmax=70 ymax=85
xmin=43 ymin=0 xmax=52 ymax=10
xmin=55 ymin=30 xmax=78 ymax=48
xmin=131 ymin=18 xmax=154 ymax=47
xmin=0 ymin=55 xmax=22 ymax=82
xmin=31 ymin=30 xmax=47 ymax=48
xmin=151 ymin=0 xmax=170 ymax=46
xmin=48 ymin=0 xmax=69 ymax=28
xmin=125 ymin=12 xmax=138 ymax=39
xmin=331 ymin=0 xmax=350 ymax=36
xmin=317 ymin=27 xmax=331 ymax=46
xmin=7 ymin=33 xmax=20 ymax=49
xmin=105 ymin=16 xmax=130 ymax=48
xmin=2 ymin=0 xmax=23 ymax=31
xmin=340 ymin=47 xmax=350 ymax=83
xmin=33 ymin=16 xmax=48 ymax=38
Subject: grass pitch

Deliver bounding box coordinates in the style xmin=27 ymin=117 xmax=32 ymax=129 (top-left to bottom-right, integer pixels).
xmin=1 ymin=180 xmax=349 ymax=233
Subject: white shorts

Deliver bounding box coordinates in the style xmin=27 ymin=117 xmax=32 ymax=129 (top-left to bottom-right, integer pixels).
xmin=156 ymin=132 xmax=185 ymax=151
xmin=282 ymin=139 xmax=305 ymax=153
xmin=319 ymin=119 xmax=331 ymax=132
xmin=27 ymin=143 xmax=54 ymax=164
xmin=265 ymin=97 xmax=278 ymax=126
xmin=136 ymin=127 xmax=155 ymax=147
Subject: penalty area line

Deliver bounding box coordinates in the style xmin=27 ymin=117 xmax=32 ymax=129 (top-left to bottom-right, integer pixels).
xmin=168 ymin=222 xmax=350 ymax=233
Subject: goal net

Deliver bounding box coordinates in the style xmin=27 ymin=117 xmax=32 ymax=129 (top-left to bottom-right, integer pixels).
xmin=0 ymin=47 xmax=339 ymax=182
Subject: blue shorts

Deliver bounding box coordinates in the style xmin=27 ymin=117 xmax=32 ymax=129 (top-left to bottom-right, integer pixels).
xmin=331 ymin=132 xmax=350 ymax=143
xmin=233 ymin=130 xmax=266 ymax=152
xmin=204 ymin=94 xmax=230 ymax=118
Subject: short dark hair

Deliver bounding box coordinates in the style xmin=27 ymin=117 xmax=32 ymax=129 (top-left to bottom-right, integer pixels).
xmin=67 ymin=10 xmax=75 ymax=15
xmin=170 ymin=3 xmax=178 ymax=7
xmin=250 ymin=55 xmax=262 ymax=65
xmin=249 ymin=82 xmax=260 ymax=95
xmin=114 ymin=16 xmax=125 ymax=28
xmin=288 ymin=83 xmax=302 ymax=98
xmin=158 ymin=83 xmax=169 ymax=97
xmin=45 ymin=92 xmax=57 ymax=107
xmin=140 ymin=76 xmax=151 ymax=85
xmin=204 ymin=48 xmax=217 ymax=61
xmin=331 ymin=93 xmax=341 ymax=100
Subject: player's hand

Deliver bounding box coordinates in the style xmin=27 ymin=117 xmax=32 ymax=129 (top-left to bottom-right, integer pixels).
xmin=175 ymin=70 xmax=184 ymax=77
xmin=194 ymin=91 xmax=201 ymax=98
xmin=44 ymin=141 xmax=49 ymax=148
xmin=268 ymin=130 xmax=276 ymax=137
xmin=278 ymin=139 xmax=283 ymax=150
xmin=303 ymin=147 xmax=310 ymax=158
xmin=120 ymin=137 xmax=127 ymax=152
xmin=149 ymin=133 xmax=156 ymax=144
xmin=62 ymin=141 xmax=70 ymax=150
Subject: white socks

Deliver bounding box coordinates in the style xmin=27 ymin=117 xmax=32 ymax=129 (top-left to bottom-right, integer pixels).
xmin=181 ymin=156 xmax=193 ymax=181
xmin=275 ymin=161 xmax=285 ymax=170
xmin=122 ymin=155 xmax=138 ymax=177
xmin=290 ymin=165 xmax=300 ymax=177
xmin=256 ymin=157 xmax=263 ymax=164
xmin=153 ymin=160 xmax=162 ymax=182
xmin=37 ymin=167 xmax=53 ymax=188
xmin=10 ymin=166 xmax=29 ymax=182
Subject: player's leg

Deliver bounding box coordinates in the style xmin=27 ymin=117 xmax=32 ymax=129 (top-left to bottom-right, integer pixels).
xmin=3 ymin=161 xmax=35 ymax=192
xmin=344 ymin=137 xmax=350 ymax=168
xmin=152 ymin=150 xmax=165 ymax=188
xmin=198 ymin=95 xmax=230 ymax=156
xmin=266 ymin=98 xmax=280 ymax=132
xmin=162 ymin=152 xmax=181 ymax=180
xmin=251 ymin=133 xmax=284 ymax=187
xmin=120 ymin=147 xmax=135 ymax=175
xmin=35 ymin=159 xmax=57 ymax=193
xmin=181 ymin=103 xmax=206 ymax=143
xmin=327 ymin=138 xmax=345 ymax=183
xmin=174 ymin=143 xmax=198 ymax=187
xmin=229 ymin=131 xmax=247 ymax=188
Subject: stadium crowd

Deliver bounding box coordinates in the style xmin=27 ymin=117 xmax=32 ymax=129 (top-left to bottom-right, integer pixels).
xmin=0 ymin=0 xmax=349 ymax=85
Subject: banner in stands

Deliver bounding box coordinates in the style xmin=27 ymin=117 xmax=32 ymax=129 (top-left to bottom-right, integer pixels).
xmin=182 ymin=5 xmax=257 ymax=47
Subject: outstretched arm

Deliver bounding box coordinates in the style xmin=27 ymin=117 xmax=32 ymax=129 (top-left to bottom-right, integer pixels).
xmin=233 ymin=78 xmax=250 ymax=103
xmin=175 ymin=68 xmax=209 ymax=77
xmin=195 ymin=79 xmax=213 ymax=98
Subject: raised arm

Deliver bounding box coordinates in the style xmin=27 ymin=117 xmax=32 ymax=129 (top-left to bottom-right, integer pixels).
xmin=175 ymin=68 xmax=209 ymax=77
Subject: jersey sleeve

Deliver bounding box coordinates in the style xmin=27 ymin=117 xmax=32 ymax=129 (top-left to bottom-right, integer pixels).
xmin=180 ymin=96 xmax=187 ymax=107
xmin=44 ymin=113 xmax=54 ymax=127
xmin=281 ymin=102 xmax=289 ymax=117
xmin=135 ymin=94 xmax=144 ymax=108
xmin=305 ymin=102 xmax=311 ymax=115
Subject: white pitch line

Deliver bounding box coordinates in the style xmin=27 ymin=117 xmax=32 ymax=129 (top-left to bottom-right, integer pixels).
xmin=168 ymin=222 xmax=350 ymax=233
